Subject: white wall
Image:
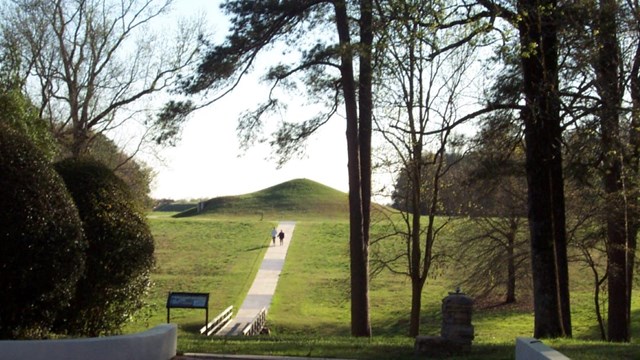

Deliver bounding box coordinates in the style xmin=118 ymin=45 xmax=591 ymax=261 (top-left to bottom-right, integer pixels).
xmin=0 ymin=324 xmax=177 ymax=360
xmin=515 ymin=337 xmax=570 ymax=360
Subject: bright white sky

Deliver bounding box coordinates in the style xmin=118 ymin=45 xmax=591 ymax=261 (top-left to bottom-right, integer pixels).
xmin=145 ymin=0 xmax=352 ymax=200
xmin=125 ymin=0 xmax=483 ymax=203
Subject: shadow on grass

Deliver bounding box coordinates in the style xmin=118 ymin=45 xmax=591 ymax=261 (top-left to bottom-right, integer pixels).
xmin=268 ymin=320 xmax=352 ymax=337
xmin=181 ymin=321 xmax=208 ymax=334
xmin=372 ymin=311 xmax=441 ymax=337
xmin=177 ymin=334 xmax=515 ymax=360
xmin=176 ymin=317 xmax=639 ymax=360
xmin=245 ymin=244 xmax=271 ymax=252
xmin=552 ymin=341 xmax=640 ymax=360
xmin=575 ymin=306 xmax=640 ymax=341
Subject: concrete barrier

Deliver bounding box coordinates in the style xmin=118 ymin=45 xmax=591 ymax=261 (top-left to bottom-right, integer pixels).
xmin=0 ymin=324 xmax=177 ymax=360
xmin=515 ymin=337 xmax=570 ymax=360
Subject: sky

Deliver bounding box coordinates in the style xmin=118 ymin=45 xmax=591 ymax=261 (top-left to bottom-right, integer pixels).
xmin=148 ymin=98 xmax=350 ymax=200
xmin=127 ymin=0 xmax=481 ymax=203
xmin=143 ymin=0 xmax=352 ymax=201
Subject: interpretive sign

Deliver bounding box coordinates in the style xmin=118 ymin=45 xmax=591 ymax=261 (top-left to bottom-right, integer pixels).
xmin=167 ymin=292 xmax=209 ymax=308
xmin=166 ymin=292 xmax=209 ymax=328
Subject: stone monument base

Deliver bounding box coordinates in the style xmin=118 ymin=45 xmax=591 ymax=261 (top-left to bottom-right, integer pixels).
xmin=414 ymin=335 xmax=472 ymax=356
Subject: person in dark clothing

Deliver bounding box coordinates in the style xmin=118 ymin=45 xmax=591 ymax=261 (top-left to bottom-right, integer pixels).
xmin=278 ymin=229 xmax=285 ymax=245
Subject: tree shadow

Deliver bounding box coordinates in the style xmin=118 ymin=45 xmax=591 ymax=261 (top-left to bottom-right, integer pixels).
xmin=475 ymin=298 xmax=533 ymax=312
xmin=565 ymin=305 xmax=640 ymax=341
xmin=181 ymin=335 xmax=515 ymax=360
xmin=371 ymin=303 xmax=442 ymax=337
xmin=245 ymin=244 xmax=271 ymax=252
xmin=554 ymin=341 xmax=640 ymax=359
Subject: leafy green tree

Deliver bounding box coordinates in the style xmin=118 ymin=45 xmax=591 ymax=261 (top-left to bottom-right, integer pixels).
xmin=53 ymin=159 xmax=154 ymax=336
xmin=0 ymin=124 xmax=86 ymax=339
xmin=0 ymin=41 xmax=57 ymax=159
xmin=84 ymin=134 xmax=154 ymax=208
xmin=0 ymin=89 xmax=53 ymax=155
xmin=164 ymin=0 xmax=375 ymax=336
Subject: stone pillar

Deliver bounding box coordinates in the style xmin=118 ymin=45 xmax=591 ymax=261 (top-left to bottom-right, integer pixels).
xmin=441 ymin=288 xmax=474 ymax=350
xmin=415 ymin=288 xmax=474 ymax=356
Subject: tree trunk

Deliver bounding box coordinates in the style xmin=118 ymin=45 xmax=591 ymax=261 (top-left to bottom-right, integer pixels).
xmin=518 ymin=0 xmax=572 ymax=338
xmin=71 ymin=123 xmax=87 ymax=157
xmin=359 ymin=0 xmax=373 ymax=237
xmin=357 ymin=0 xmax=373 ymax=337
xmin=334 ymin=0 xmax=371 ymax=337
xmin=409 ymin=275 xmax=425 ymax=337
xmin=409 ymin=180 xmax=423 ymax=336
xmin=594 ymin=271 xmax=607 ymax=341
xmin=604 ymin=161 xmax=628 ymax=342
xmin=506 ymin=221 xmax=517 ymax=304
xmin=595 ymin=0 xmax=631 ymax=342
xmin=626 ymin=35 xmax=640 ymax=344
xmin=551 ymin=114 xmax=572 ymax=337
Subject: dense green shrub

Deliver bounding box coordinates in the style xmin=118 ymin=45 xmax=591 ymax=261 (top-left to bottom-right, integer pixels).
xmin=0 ymin=124 xmax=86 ymax=339
xmin=54 ymin=158 xmax=155 ymax=336
xmin=2 ymin=92 xmax=57 ymax=159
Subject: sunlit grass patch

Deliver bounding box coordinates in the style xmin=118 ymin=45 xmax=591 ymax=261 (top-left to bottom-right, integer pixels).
xmin=124 ymin=216 xmax=272 ymax=335
xmin=126 ymin=196 xmax=640 ymax=359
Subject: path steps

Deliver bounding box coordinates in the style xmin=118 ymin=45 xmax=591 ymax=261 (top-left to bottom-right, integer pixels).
xmin=216 ymin=221 xmax=296 ymax=336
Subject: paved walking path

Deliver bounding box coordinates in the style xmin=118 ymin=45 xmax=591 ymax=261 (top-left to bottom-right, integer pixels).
xmin=217 ymin=221 xmax=296 ymax=336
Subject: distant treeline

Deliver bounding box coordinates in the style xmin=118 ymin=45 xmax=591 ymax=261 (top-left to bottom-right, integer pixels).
xmin=390 ymin=152 xmax=527 ymax=218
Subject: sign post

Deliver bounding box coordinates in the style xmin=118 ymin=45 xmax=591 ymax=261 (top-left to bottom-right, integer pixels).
xmin=166 ymin=292 xmax=210 ymax=329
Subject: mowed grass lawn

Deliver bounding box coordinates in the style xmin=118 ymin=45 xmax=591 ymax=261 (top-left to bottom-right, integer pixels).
xmin=124 ymin=213 xmax=274 ymax=333
xmin=127 ymin=212 xmax=640 ymax=359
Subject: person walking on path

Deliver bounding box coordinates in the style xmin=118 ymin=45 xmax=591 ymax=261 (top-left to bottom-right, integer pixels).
xmin=270 ymin=227 xmax=277 ymax=246
xmin=278 ymin=229 xmax=285 ymax=246
xmin=217 ymin=221 xmax=296 ymax=336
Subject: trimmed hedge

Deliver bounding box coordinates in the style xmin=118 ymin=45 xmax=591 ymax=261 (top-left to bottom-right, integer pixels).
xmin=54 ymin=158 xmax=155 ymax=336
xmin=0 ymin=124 xmax=86 ymax=339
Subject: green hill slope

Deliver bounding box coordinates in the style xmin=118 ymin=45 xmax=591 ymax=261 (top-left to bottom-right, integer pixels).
xmin=173 ymin=178 xmax=350 ymax=218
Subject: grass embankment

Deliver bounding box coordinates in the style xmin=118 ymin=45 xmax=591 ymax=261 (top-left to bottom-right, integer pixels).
xmin=129 ymin=179 xmax=640 ymax=359
xmin=125 ymin=213 xmax=273 ymax=333
xmin=173 ymin=179 xmax=353 ymax=220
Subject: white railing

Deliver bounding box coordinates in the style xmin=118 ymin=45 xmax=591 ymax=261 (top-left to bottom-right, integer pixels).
xmin=241 ymin=307 xmax=267 ymax=336
xmin=199 ymin=305 xmax=234 ymax=336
